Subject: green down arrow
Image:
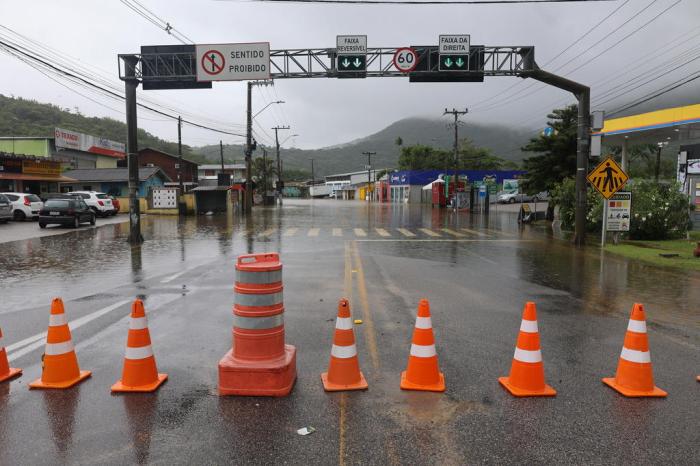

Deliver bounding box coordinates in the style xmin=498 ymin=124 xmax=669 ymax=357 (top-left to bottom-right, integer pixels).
xmin=353 ymin=57 xmax=362 ymax=68
xmin=341 ymin=58 xmax=351 ymax=68
xmin=455 ymin=57 xmax=465 ymax=67
xmin=443 ymin=57 xmax=453 ymax=67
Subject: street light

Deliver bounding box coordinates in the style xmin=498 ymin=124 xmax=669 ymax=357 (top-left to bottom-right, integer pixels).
xmin=281 ymin=134 xmax=299 ymax=146
xmin=253 ymin=100 xmax=284 ymax=119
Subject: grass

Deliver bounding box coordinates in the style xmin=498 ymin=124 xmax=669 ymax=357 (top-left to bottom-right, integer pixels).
xmin=604 ymin=231 xmax=700 ymax=272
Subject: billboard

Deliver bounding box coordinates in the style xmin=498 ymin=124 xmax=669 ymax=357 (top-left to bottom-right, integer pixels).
xmin=54 ymin=128 xmax=125 ymax=158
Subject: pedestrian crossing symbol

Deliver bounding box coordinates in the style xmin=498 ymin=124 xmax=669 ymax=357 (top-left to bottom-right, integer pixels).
xmin=587 ymin=157 xmax=628 ymax=199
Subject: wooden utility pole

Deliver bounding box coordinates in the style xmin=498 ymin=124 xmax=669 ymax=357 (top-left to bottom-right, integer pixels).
xmin=362 ymin=151 xmax=376 ymax=202
xmin=443 ymin=108 xmax=468 ymax=203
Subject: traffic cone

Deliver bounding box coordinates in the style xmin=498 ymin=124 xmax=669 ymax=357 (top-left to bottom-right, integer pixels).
xmin=29 ymin=298 xmax=91 ymax=389
xmin=498 ymin=302 xmax=556 ymax=397
xmin=112 ymin=299 xmax=167 ymax=393
xmin=322 ymin=298 xmax=368 ymax=391
xmin=0 ymin=327 xmax=22 ymax=383
xmin=400 ymin=299 xmax=445 ymax=392
xmin=603 ymin=303 xmax=667 ymax=397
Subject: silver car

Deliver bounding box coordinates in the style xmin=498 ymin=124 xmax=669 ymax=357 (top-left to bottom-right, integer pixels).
xmin=0 ymin=194 xmax=12 ymax=223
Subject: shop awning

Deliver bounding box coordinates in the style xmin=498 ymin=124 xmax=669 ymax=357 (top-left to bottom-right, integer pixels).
xmin=0 ymin=173 xmax=77 ymax=182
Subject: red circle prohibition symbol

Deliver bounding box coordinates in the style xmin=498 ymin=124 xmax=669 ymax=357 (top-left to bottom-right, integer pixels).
xmin=393 ymin=47 xmax=418 ymax=73
xmin=202 ymin=50 xmax=225 ymax=75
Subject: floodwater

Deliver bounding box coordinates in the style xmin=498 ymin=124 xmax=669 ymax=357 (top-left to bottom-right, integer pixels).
xmin=0 ymin=199 xmax=698 ymax=328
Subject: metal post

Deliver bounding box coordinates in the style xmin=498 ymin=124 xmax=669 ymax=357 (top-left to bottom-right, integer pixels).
xmin=601 ymin=198 xmax=608 ymax=247
xmin=124 ymin=56 xmax=142 ymax=244
xmin=443 ymin=108 xmax=468 ymax=207
xmin=362 ymin=151 xmax=376 ymax=202
xmin=272 ymin=125 xmax=289 ymax=205
xmin=245 ymin=81 xmax=253 ymax=215
xmin=177 ymin=116 xmax=187 ymax=215
xmin=220 ymin=140 xmax=225 ymax=171
xmin=621 ymin=137 xmax=629 ymax=172
xmin=310 ymin=158 xmax=315 ymax=198
xmin=655 ymin=143 xmax=662 ymax=183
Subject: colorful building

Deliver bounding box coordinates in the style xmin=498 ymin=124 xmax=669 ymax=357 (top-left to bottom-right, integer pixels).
xmin=0 ymin=153 xmax=76 ymax=195
xmin=60 ymin=167 xmax=171 ymax=197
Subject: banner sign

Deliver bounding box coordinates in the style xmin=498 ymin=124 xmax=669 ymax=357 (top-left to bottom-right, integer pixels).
xmin=55 ymin=128 xmax=126 ymax=158
xmin=22 ymin=160 xmax=61 ymax=176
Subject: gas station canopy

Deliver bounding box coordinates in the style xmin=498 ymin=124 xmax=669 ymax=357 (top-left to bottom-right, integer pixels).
xmin=595 ymin=103 xmax=700 ymax=146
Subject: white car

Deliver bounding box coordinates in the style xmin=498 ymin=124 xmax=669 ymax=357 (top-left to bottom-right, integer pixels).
xmin=68 ymin=191 xmax=116 ymax=217
xmin=0 ymin=192 xmax=44 ymax=221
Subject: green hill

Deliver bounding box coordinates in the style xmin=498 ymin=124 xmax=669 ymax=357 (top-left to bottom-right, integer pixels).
xmin=0 ymin=94 xmax=207 ymax=162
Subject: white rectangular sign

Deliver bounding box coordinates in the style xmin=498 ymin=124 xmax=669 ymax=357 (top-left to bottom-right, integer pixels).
xmin=606 ymin=192 xmax=631 ymax=232
xmin=336 ymin=35 xmax=367 ymax=55
xmin=54 ymin=128 xmax=125 ymax=158
xmin=439 ymin=35 xmax=470 ymax=55
xmin=196 ymin=43 xmax=270 ymax=82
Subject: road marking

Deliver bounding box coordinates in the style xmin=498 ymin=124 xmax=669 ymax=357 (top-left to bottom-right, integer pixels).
xmin=260 ymin=228 xmax=276 ymax=237
xmin=375 ymin=228 xmax=391 ymax=237
xmin=397 ymin=228 xmax=416 ymax=237
xmin=161 ymin=270 xmax=188 ymax=283
xmin=333 ymin=228 xmax=343 ymax=237
xmin=442 ymin=228 xmax=466 ymax=237
xmin=353 ymin=228 xmax=366 ymax=237
xmin=351 ymin=241 xmax=379 ymax=371
xmin=283 ymin=228 xmax=298 ymax=236
xmin=460 ymin=227 xmax=489 ymax=237
xmin=7 ymin=299 xmax=131 ymax=362
xmin=339 ymin=393 xmax=348 ymax=466
xmin=355 ymin=238 xmax=535 ymax=243
xmin=419 ymin=228 xmax=441 ymax=237
xmin=308 ymin=228 xmax=320 ymax=237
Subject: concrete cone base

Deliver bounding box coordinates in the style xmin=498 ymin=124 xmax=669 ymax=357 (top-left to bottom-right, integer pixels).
xmin=111 ymin=373 xmax=168 ymax=393
xmin=218 ymin=344 xmax=296 ymax=396
xmin=29 ymin=370 xmax=91 ymax=390
xmin=0 ymin=368 xmax=22 ymax=383
xmin=400 ymin=370 xmax=445 ymax=392
xmin=498 ymin=376 xmax=556 ymax=397
xmin=602 ymin=377 xmax=667 ymax=398
xmin=321 ymin=371 xmax=368 ymax=392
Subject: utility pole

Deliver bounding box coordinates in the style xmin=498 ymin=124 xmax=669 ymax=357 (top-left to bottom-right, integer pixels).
xmin=310 ymin=158 xmax=315 ymax=198
xmin=124 ymin=55 xmax=142 ymax=244
xmin=177 ymin=116 xmax=186 ymax=215
xmin=362 ymin=151 xmax=376 ymax=202
xmin=220 ymin=140 xmax=225 ymax=172
xmin=244 ymin=80 xmax=274 ymax=214
xmin=443 ymin=108 xmax=468 ymax=204
xmin=273 ymin=125 xmax=290 ymax=205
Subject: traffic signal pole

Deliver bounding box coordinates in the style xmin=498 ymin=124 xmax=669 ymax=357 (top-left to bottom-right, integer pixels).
xmin=362 ymin=151 xmax=376 ymax=201
xmin=444 ymin=108 xmax=468 ymax=204
xmin=123 ymin=55 xmax=142 ymax=244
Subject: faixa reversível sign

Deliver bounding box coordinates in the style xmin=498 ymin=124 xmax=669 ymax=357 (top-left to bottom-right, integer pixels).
xmin=196 ymin=43 xmax=270 ymax=82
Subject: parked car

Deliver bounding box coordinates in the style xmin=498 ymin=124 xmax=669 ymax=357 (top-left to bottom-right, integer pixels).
xmin=0 ymin=192 xmax=44 ymax=221
xmin=41 ymin=192 xmax=82 ymax=202
xmin=38 ymin=198 xmax=96 ymax=229
xmin=497 ymin=192 xmax=533 ymax=204
xmin=68 ymin=191 xmax=116 ymax=217
xmin=531 ymin=191 xmax=550 ymax=202
xmin=0 ymin=194 xmax=12 ymax=223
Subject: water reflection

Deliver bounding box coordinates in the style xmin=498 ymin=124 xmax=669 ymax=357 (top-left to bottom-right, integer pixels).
xmin=122 ymin=395 xmax=157 ymax=465
xmin=42 ymin=386 xmax=80 ymax=456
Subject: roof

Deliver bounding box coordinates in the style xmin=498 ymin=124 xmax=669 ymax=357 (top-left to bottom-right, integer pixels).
xmin=138 ymin=147 xmax=200 ymax=166
xmin=61 ymin=167 xmax=171 ymax=183
xmin=190 ymin=185 xmax=232 ymax=191
xmin=0 ymin=136 xmax=52 ymax=140
xmin=596 ymin=103 xmax=700 ymax=145
xmin=198 ymin=164 xmax=246 ymax=170
xmin=0 ymin=173 xmax=76 ymax=182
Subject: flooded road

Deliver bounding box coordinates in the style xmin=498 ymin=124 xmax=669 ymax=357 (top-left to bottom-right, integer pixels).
xmin=0 ymin=199 xmax=697 ymax=464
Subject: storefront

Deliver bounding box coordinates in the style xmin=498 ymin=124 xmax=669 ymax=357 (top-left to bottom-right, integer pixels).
xmin=0 ymin=153 xmax=75 ymax=195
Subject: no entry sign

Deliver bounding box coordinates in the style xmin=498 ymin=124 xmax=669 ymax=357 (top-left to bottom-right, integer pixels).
xmin=195 ymin=43 xmax=270 ymax=82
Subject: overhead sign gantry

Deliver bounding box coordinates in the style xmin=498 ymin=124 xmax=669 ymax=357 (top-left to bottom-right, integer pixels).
xmin=119 ymin=34 xmax=592 ymax=247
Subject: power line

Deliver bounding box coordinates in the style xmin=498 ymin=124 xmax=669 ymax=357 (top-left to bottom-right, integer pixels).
xmin=242 ymin=0 xmax=615 ymax=4
xmin=607 ymin=69 xmax=700 ymax=117
xmin=119 ymin=0 xmax=194 ymax=44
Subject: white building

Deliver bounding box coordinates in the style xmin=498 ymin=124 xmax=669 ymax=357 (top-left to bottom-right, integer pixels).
xmin=197 ymin=164 xmax=246 ymax=186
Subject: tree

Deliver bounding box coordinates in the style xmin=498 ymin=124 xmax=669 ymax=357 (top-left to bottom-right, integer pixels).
xmin=252 ymin=156 xmax=276 ymax=192
xmin=521 ymin=105 xmax=578 ymax=194
xmin=458 ymin=139 xmax=506 ymax=170
xmin=397 ymin=140 xmax=509 ymax=171
xmin=395 ymin=136 xmax=403 ymax=147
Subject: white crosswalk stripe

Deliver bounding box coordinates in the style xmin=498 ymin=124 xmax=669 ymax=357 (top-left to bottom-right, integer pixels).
xmin=308 ymin=228 xmax=320 ymax=237
xmin=332 ymin=228 xmax=343 ymax=237
xmin=397 ymin=228 xmax=416 ymax=237
xmin=442 ymin=228 xmax=466 ymax=237
xmin=354 ymin=228 xmax=367 ymax=237
xmin=460 ymin=228 xmax=489 ymax=237
xmin=419 ymin=228 xmax=441 ymax=237
xmin=375 ymin=228 xmax=391 ymax=237
xmin=283 ymin=228 xmax=298 ymax=236
xmin=260 ymin=228 xmax=276 ymax=237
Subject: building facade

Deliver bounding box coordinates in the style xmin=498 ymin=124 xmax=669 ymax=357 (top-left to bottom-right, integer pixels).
xmin=137 ymin=148 xmax=199 ymax=186
xmin=197 ymin=164 xmax=246 ymax=186
xmin=60 ymin=167 xmax=170 ymax=197
xmin=0 ymin=153 xmax=75 ymax=195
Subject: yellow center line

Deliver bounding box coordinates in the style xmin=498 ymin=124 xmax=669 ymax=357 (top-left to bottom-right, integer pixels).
xmin=339 ymin=242 xmax=353 ymax=466
xmin=351 ymin=241 xmax=380 ymax=371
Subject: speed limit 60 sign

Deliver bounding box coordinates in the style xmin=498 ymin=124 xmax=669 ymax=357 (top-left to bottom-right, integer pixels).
xmin=393 ymin=47 xmax=418 ymax=73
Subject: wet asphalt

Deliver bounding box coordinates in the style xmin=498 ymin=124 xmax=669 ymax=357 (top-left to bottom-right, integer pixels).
xmin=0 ymin=199 xmax=698 ymax=465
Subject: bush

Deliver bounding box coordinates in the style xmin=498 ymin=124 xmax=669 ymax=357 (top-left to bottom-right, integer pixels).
xmin=550 ymin=178 xmax=691 ymax=240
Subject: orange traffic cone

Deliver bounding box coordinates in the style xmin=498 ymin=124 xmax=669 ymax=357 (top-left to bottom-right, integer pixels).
xmin=498 ymin=302 xmax=556 ymax=397
xmin=603 ymin=303 xmax=667 ymax=397
xmin=29 ymin=298 xmax=91 ymax=389
xmin=322 ymin=298 xmax=367 ymax=391
xmin=0 ymin=326 xmax=22 ymax=383
xmin=400 ymin=299 xmax=445 ymax=392
xmin=112 ymin=299 xmax=167 ymax=393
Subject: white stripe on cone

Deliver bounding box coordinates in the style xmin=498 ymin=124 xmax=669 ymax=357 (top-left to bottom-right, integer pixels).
xmin=45 ymin=340 xmax=74 ymax=356
xmin=513 ymin=347 xmax=542 ymax=363
xmin=627 ymin=319 xmax=647 ymax=334
xmin=620 ymin=347 xmax=651 ymax=363
xmin=49 ymin=314 xmax=67 ymax=327
xmin=519 ymin=319 xmax=538 ymax=333
xmin=331 ymin=344 xmax=357 ymax=359
xmin=129 ymin=317 xmax=149 ymax=330
xmin=415 ymin=317 xmax=432 ymax=329
xmin=335 ymin=317 xmax=353 ymax=330
xmin=125 ymin=345 xmax=154 ymax=360
xmin=410 ymin=343 xmax=437 ymax=358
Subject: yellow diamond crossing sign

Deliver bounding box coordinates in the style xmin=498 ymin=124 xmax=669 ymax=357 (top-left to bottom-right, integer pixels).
xmin=587 ymin=157 xmax=629 ymax=199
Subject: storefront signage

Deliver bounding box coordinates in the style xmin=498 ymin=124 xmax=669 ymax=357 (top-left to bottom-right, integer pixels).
xmin=55 ymin=128 xmax=126 ymax=158
xmin=22 ymin=160 xmax=61 ymax=176
xmin=688 ymin=159 xmax=700 ymax=174
xmin=502 ymin=179 xmax=519 ymax=193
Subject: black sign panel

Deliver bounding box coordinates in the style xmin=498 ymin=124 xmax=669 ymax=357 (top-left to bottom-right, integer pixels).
xmin=140 ymin=45 xmax=212 ymax=90
xmin=0 ymin=156 xmax=23 ymax=173
xmin=409 ymin=45 xmax=485 ymax=83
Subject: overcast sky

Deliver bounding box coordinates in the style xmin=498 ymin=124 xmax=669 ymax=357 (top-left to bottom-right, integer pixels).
xmin=2 ymin=0 xmax=699 ymax=150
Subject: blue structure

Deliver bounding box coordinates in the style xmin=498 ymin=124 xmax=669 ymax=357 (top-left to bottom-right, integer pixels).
xmin=387 ymin=169 xmax=525 ymax=187
xmin=60 ymin=167 xmax=171 ymax=197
